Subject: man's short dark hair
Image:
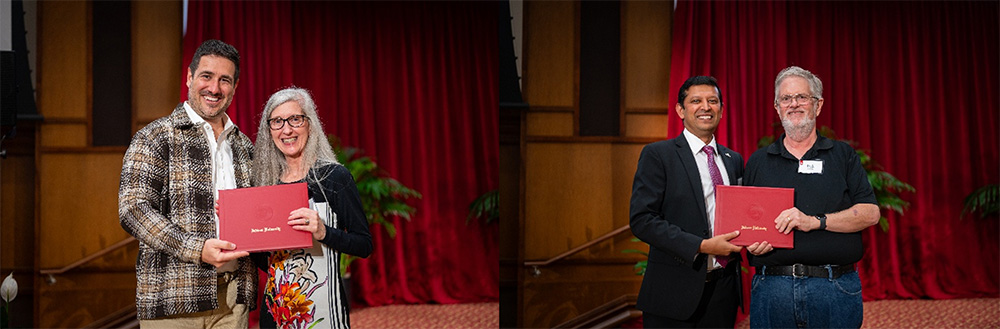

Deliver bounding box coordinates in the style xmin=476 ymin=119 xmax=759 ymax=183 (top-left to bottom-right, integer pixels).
xmin=189 ymin=39 xmax=241 ymax=81
xmin=677 ymin=76 xmax=723 ymax=105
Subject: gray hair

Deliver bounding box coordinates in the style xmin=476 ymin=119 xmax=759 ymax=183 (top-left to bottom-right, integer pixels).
xmin=253 ymin=87 xmax=339 ymax=186
xmin=774 ymin=66 xmax=823 ymax=105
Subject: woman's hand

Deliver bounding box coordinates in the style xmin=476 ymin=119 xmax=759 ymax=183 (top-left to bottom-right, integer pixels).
xmin=288 ymin=207 xmax=327 ymax=241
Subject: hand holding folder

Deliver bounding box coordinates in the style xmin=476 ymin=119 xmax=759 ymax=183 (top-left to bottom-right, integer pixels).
xmin=714 ymin=185 xmax=795 ymax=248
xmin=217 ymin=183 xmax=314 ymax=252
xmin=201 ymin=238 xmax=249 ymax=268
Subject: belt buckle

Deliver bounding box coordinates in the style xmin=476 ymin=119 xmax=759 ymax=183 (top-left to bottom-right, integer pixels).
xmin=792 ymin=264 xmax=806 ymax=278
xmin=218 ymin=271 xmax=234 ymax=282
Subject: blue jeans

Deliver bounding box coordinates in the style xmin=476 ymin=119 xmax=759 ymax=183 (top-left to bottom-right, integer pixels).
xmin=749 ymin=266 xmax=863 ymax=328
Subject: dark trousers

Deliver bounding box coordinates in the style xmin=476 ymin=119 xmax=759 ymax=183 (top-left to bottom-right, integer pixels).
xmin=643 ymin=271 xmax=739 ymax=328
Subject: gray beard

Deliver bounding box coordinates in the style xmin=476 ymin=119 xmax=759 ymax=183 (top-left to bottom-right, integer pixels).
xmin=782 ymin=116 xmax=815 ymax=142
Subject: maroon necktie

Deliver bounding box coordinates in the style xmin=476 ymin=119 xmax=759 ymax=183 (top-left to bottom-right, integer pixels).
xmin=703 ymin=145 xmax=729 ymax=267
xmin=703 ymin=145 xmax=725 ymax=192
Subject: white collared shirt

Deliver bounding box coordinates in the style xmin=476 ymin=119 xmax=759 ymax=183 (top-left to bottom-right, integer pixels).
xmin=183 ymin=102 xmax=238 ymax=272
xmin=681 ymin=128 xmax=731 ymax=270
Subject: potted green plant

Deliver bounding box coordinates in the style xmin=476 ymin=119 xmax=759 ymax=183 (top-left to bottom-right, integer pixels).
xmin=467 ymin=189 xmax=498 ymax=224
xmin=328 ymin=136 xmax=422 ymax=301
xmin=621 ymin=238 xmax=648 ymax=276
xmin=962 ymin=184 xmax=999 ymax=219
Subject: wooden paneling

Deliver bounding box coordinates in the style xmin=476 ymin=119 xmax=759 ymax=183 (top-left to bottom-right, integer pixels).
xmin=38 ymin=1 xmax=90 ymax=121
xmin=523 ymin=1 xmax=576 ymax=107
xmin=524 ymin=143 xmax=614 ymax=260
xmin=624 ymin=113 xmax=671 ymax=139
xmin=521 ymin=263 xmax=643 ymax=328
xmin=37 ymin=152 xmax=129 ymax=269
xmin=30 ymin=1 xmax=181 ymax=326
xmin=36 ymin=271 xmax=137 ymax=328
xmin=526 ymin=112 xmax=574 ymax=137
xmin=40 ymin=123 xmax=88 ymax=148
xmin=523 ymin=142 xmax=641 ymax=261
xmin=516 ymin=1 xmax=676 ymax=327
xmin=1 ymin=129 xmax=36 ymax=271
xmin=132 ymin=0 xmax=182 ymax=129
xmin=622 ymin=1 xmax=672 ymax=112
xmin=0 ymin=122 xmax=39 ymax=328
xmin=519 ymin=140 xmax=647 ymax=326
xmin=500 ymin=144 xmax=520 ymax=262
xmin=500 ymin=108 xmax=522 ymax=328
xmin=611 ymin=143 xmax=643 ymax=219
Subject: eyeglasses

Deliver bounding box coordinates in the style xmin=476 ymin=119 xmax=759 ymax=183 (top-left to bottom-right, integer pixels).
xmin=778 ymin=94 xmax=818 ymax=106
xmin=268 ymin=114 xmax=309 ymax=130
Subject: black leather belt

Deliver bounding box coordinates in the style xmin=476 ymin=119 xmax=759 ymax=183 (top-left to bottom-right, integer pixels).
xmin=759 ymin=263 xmax=854 ymax=279
xmin=705 ymin=266 xmax=735 ymax=282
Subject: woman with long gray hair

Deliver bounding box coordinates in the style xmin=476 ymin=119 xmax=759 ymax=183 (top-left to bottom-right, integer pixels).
xmin=252 ymin=87 xmax=373 ymax=329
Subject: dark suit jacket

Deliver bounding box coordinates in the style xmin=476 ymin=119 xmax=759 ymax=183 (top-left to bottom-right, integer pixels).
xmin=629 ymin=132 xmax=744 ymax=319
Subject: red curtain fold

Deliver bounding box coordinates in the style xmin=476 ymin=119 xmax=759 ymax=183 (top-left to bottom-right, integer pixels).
xmin=182 ymin=1 xmax=499 ymax=307
xmin=668 ymin=0 xmax=790 ymax=154
xmin=671 ymin=0 xmax=999 ymax=308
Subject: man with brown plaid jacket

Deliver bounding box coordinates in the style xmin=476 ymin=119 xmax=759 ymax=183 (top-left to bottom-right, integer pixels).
xmin=119 ymin=39 xmax=256 ymax=328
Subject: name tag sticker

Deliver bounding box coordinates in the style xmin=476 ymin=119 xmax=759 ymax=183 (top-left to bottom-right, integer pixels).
xmin=798 ymin=159 xmax=823 ymax=174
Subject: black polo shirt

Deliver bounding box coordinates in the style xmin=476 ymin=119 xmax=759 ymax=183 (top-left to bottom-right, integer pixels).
xmin=745 ymin=133 xmax=877 ymax=266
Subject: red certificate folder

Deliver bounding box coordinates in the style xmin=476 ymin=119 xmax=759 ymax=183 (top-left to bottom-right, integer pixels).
xmin=218 ymin=183 xmax=313 ymax=252
xmin=714 ymin=185 xmax=795 ymax=248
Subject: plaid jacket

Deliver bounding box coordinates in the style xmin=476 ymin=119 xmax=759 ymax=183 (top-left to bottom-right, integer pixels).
xmin=119 ymin=104 xmax=256 ymax=320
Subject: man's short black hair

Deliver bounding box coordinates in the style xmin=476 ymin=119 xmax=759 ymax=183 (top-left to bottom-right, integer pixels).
xmin=677 ymin=76 xmax=723 ymax=105
xmin=188 ymin=39 xmax=241 ymax=81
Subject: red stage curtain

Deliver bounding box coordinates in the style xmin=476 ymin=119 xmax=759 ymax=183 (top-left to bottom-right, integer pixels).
xmin=183 ymin=1 xmax=499 ymax=307
xmin=670 ymin=0 xmax=999 ymax=307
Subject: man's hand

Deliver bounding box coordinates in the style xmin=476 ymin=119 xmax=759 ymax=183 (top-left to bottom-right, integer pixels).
xmin=747 ymin=241 xmax=774 ymax=255
xmin=774 ymin=207 xmax=820 ymax=234
xmin=201 ymin=238 xmax=249 ymax=268
xmin=699 ymin=230 xmax=742 ymax=256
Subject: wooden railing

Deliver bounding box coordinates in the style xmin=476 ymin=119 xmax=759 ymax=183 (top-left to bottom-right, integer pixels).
xmin=34 ymin=237 xmax=141 ymax=327
xmin=522 ymin=225 xmax=631 ymax=276
xmin=82 ymin=305 xmax=138 ymax=329
xmin=39 ymin=236 xmax=136 ymax=284
xmin=554 ymin=294 xmax=640 ymax=329
xmin=521 ymin=225 xmax=642 ymax=328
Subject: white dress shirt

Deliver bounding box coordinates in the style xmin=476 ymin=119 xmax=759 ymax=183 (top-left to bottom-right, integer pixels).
xmin=681 ymin=128 xmax=731 ymax=270
xmin=184 ymin=102 xmax=238 ymax=272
